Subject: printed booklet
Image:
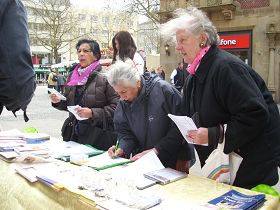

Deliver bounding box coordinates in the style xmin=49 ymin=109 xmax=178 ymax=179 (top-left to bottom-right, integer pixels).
xmin=208 ymin=190 xmax=265 ymax=210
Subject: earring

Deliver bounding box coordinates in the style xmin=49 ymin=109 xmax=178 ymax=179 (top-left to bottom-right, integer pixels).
xmin=200 ymin=42 xmax=205 ymax=48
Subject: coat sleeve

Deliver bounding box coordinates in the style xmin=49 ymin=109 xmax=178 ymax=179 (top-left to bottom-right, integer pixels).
xmin=113 ymin=103 xmax=137 ymax=156
xmin=0 ymin=0 xmax=36 ymax=113
xmin=90 ymin=78 xmax=119 ymax=126
xmin=214 ymin=62 xmax=269 ymax=153
xmin=154 ymin=86 xmax=193 ymax=161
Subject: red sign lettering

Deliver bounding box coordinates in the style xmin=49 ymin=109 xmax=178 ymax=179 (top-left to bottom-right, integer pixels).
xmin=219 ymin=34 xmax=250 ymax=49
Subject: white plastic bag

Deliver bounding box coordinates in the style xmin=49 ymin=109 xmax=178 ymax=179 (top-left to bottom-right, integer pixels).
xmin=201 ymin=140 xmax=231 ymax=184
xmin=201 ymin=126 xmax=243 ymax=185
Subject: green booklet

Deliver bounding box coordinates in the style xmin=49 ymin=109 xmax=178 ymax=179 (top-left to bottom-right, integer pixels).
xmin=54 ymin=141 xmax=104 ymax=162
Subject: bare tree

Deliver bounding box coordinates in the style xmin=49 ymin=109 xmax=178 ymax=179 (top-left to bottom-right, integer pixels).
xmin=123 ymin=0 xmax=160 ymax=24
xmin=122 ymin=0 xmax=160 ymax=54
xmin=28 ymin=0 xmax=79 ymax=64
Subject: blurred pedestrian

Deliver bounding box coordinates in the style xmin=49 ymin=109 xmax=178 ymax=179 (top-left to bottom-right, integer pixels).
xmin=112 ymin=31 xmax=145 ymax=74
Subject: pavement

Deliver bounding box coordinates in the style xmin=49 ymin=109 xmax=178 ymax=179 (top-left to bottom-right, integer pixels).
xmin=0 ymin=85 xmax=279 ymax=192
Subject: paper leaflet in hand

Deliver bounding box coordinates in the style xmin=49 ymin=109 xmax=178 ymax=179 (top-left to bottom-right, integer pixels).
xmin=67 ymin=105 xmax=88 ymax=121
xmin=48 ymin=88 xmax=66 ymax=100
xmin=168 ymin=114 xmax=207 ymax=146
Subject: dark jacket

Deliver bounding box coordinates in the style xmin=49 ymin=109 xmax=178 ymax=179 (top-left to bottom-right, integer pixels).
xmin=114 ymin=73 xmax=193 ymax=168
xmin=182 ymin=45 xmax=280 ymax=189
xmin=0 ymin=0 xmax=36 ymax=118
xmin=53 ymin=65 xmax=119 ymax=145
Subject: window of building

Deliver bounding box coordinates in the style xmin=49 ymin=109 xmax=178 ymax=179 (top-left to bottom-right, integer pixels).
xmin=102 ymin=16 xmax=109 ymax=24
xmin=79 ymin=28 xmax=86 ymax=34
xmin=91 ymin=15 xmax=98 ymax=22
xmin=79 ymin=14 xmax=86 ymax=21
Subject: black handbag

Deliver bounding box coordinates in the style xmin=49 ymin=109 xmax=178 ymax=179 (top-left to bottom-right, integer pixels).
xmin=77 ymin=112 xmax=117 ymax=151
xmin=61 ymin=115 xmax=75 ymax=141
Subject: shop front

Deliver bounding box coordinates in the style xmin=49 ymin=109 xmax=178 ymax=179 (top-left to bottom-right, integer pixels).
xmin=218 ymin=31 xmax=252 ymax=66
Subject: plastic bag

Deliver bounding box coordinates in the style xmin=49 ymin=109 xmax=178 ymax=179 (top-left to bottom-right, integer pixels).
xmin=201 ymin=126 xmax=243 ymax=185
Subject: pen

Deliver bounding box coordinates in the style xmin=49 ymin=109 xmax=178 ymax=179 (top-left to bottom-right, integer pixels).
xmin=114 ymin=139 xmax=119 ymax=156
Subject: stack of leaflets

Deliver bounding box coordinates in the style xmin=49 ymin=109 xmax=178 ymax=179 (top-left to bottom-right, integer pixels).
xmin=208 ymin=190 xmax=265 ymax=209
xmin=23 ymin=133 xmax=50 ymax=143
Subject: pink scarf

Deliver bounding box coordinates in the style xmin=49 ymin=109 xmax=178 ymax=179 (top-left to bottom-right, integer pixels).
xmin=67 ymin=61 xmax=100 ymax=86
xmin=187 ymin=46 xmax=211 ymax=75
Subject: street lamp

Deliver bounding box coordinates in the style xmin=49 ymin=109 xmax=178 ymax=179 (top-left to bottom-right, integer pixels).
xmin=164 ymin=43 xmax=170 ymax=56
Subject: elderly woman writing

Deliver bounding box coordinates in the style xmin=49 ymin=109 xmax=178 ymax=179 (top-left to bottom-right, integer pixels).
xmin=161 ymin=7 xmax=280 ymax=189
xmin=50 ymin=39 xmax=119 ymax=150
xmin=107 ymin=61 xmax=194 ymax=171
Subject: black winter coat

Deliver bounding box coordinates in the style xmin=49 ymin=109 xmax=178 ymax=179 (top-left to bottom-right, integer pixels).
xmin=0 ymin=0 xmax=35 ymax=118
xmin=182 ymin=46 xmax=280 ymax=189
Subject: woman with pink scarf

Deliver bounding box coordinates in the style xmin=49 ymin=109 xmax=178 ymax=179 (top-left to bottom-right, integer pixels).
xmin=50 ymin=39 xmax=119 ymax=150
xmin=161 ymin=7 xmax=280 ymax=189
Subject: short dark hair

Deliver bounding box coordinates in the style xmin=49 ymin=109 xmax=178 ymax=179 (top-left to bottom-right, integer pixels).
xmin=76 ymin=39 xmax=101 ymax=60
xmin=112 ymin=31 xmax=136 ymax=62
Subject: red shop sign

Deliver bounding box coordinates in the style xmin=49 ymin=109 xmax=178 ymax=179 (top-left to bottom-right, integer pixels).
xmin=219 ymin=34 xmax=250 ymax=49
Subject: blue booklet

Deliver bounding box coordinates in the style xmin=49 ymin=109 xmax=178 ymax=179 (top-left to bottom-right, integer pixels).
xmin=208 ymin=190 xmax=265 ymax=210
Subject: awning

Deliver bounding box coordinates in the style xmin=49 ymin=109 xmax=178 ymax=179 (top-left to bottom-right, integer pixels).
xmin=34 ymin=68 xmax=66 ymax=73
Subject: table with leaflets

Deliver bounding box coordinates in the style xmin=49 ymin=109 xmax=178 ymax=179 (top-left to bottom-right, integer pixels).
xmin=0 ymin=159 xmax=279 ymax=210
xmin=0 ymin=132 xmax=279 ymax=210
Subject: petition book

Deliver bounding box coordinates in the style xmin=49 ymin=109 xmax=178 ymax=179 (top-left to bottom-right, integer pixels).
xmin=144 ymin=167 xmax=187 ymax=185
xmin=208 ymin=190 xmax=265 ymax=210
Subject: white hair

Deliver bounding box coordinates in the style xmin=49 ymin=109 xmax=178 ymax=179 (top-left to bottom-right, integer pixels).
xmin=160 ymin=6 xmax=220 ymax=45
xmin=107 ymin=61 xmax=141 ymax=87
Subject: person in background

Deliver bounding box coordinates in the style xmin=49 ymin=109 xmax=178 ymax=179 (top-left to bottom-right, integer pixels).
xmin=0 ymin=0 xmax=36 ymax=122
xmin=112 ymin=31 xmax=145 ymax=75
xmin=170 ymin=62 xmax=186 ymax=92
xmin=56 ymin=70 xmax=65 ymax=93
xmin=161 ymin=6 xmax=280 ymax=189
xmin=47 ymin=69 xmax=57 ymax=91
xmin=107 ymin=61 xmax=194 ymax=172
xmin=154 ymin=66 xmax=165 ymax=80
xmin=50 ymin=39 xmax=119 ymax=150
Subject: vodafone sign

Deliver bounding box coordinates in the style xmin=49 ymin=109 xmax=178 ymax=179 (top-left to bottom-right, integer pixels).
xmin=219 ymin=34 xmax=250 ymax=49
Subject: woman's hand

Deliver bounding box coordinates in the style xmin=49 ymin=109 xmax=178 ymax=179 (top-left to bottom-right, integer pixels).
xmin=49 ymin=93 xmax=61 ymax=103
xmin=108 ymin=145 xmax=124 ymax=158
xmin=130 ymin=148 xmax=159 ymax=161
xmin=75 ymin=107 xmax=93 ymax=118
xmin=187 ymin=127 xmax=208 ymax=145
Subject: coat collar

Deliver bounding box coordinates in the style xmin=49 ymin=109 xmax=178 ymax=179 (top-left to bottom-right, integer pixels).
xmin=194 ymin=45 xmax=218 ymax=83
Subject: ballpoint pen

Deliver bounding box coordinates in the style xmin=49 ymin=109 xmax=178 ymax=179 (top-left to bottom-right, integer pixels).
xmin=114 ymin=139 xmax=119 ymax=156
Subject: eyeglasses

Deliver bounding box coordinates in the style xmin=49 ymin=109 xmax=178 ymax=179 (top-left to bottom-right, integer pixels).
xmin=77 ymin=49 xmax=92 ymax=54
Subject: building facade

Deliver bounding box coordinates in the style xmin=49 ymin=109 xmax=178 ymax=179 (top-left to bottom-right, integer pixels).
xmin=159 ymin=0 xmax=280 ymax=102
xmin=22 ymin=0 xmax=138 ymax=81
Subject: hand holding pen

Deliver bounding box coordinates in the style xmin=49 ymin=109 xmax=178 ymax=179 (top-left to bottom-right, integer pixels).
xmin=108 ymin=139 xmax=124 ymax=158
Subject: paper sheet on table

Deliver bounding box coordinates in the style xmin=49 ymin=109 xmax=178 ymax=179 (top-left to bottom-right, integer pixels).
xmin=48 ymin=88 xmax=66 ymax=100
xmin=104 ymin=151 xmax=165 ymax=190
xmin=84 ymin=152 xmax=130 ymax=169
xmin=67 ymin=105 xmax=88 ymax=121
xmin=168 ymin=114 xmax=208 ymax=146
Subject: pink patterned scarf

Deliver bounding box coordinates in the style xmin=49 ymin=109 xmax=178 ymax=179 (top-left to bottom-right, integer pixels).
xmin=67 ymin=61 xmax=100 ymax=86
xmin=187 ymin=45 xmax=211 ymax=75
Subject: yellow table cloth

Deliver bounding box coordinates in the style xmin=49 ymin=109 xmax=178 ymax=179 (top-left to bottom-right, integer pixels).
xmin=0 ymin=159 xmax=279 ymax=210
